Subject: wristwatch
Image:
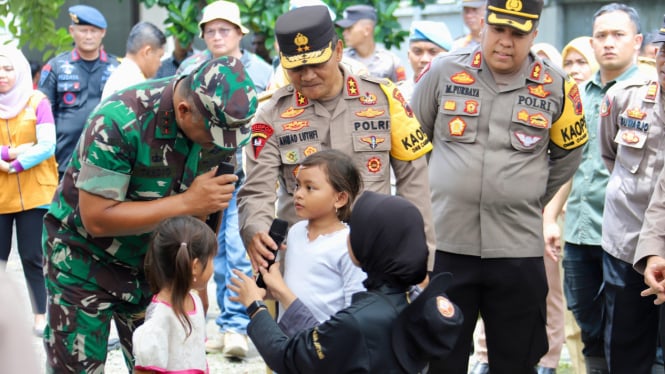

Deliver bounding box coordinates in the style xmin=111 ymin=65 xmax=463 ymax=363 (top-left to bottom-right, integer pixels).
xmin=246 ymin=300 xmax=267 ymax=318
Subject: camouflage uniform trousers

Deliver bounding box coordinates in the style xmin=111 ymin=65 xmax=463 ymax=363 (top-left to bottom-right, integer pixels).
xmin=43 ymin=238 xmax=150 ymax=374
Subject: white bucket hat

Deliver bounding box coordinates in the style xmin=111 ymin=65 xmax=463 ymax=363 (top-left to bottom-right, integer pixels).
xmin=199 ymin=1 xmax=249 ymax=37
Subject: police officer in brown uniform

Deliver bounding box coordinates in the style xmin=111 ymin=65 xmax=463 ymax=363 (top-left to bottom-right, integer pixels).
xmin=598 ymin=14 xmax=665 ymax=371
xmin=237 ymin=5 xmax=435 ymax=272
xmin=411 ymin=0 xmax=588 ymax=372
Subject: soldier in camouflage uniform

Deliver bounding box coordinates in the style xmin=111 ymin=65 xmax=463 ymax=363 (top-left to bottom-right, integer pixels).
xmin=41 ymin=57 xmax=257 ymax=373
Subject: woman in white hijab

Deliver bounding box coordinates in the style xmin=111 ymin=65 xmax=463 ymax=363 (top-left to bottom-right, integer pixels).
xmin=0 ymin=45 xmax=57 ymax=336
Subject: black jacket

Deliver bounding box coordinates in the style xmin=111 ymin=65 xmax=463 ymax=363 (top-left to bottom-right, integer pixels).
xmin=248 ymin=286 xmax=410 ymax=374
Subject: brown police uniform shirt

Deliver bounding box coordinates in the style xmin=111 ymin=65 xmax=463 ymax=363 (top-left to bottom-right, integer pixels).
xmin=600 ymin=79 xmax=665 ymax=265
xmin=411 ymin=46 xmax=588 ymax=258
xmin=238 ymin=65 xmax=436 ymax=267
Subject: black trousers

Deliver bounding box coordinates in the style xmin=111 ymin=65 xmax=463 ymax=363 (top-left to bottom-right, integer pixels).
xmin=0 ymin=208 xmax=48 ymax=314
xmin=428 ymin=252 xmax=548 ymax=374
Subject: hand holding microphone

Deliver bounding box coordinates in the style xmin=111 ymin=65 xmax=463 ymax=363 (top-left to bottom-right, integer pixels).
xmin=256 ymin=218 xmax=288 ymax=288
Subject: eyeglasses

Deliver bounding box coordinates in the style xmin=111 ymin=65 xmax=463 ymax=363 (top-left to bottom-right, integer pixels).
xmin=204 ymin=27 xmax=235 ymax=38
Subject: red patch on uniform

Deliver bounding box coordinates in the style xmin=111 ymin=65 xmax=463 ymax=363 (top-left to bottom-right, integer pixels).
xmin=530 ymin=63 xmax=542 ymax=80
xmin=366 ymin=157 xmax=382 ymax=173
xmin=395 ymin=66 xmax=407 ymax=82
xmin=451 ymin=71 xmax=475 ymax=85
xmin=295 ymin=91 xmax=308 ymax=106
xmin=463 ymin=100 xmax=478 ymax=114
xmin=471 ymin=52 xmax=482 ymax=68
xmin=567 ymin=84 xmax=583 ymax=115
xmin=251 ymin=123 xmax=273 ymax=158
xmin=346 ymin=77 xmax=359 ymax=96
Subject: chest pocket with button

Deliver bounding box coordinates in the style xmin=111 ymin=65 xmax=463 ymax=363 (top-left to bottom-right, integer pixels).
xmin=509 ymin=102 xmax=552 ymax=153
xmin=437 ymin=96 xmax=480 ymax=143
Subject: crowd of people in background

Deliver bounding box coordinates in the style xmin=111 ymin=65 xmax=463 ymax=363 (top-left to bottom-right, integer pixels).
xmin=2 ymin=0 xmax=665 ymax=373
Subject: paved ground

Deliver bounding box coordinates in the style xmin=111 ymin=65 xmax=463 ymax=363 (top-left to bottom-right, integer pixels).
xmin=6 ymin=246 xmax=267 ymax=373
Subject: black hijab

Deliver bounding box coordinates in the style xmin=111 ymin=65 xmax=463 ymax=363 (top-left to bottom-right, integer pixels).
xmin=349 ymin=191 xmax=428 ymax=290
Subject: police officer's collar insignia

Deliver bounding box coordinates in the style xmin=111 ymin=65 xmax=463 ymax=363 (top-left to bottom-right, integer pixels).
xmin=529 ymin=62 xmax=542 ymax=81
xmin=294 ymin=33 xmax=311 ymax=53
xmin=360 ymin=136 xmax=385 ymax=150
xmin=528 ymin=85 xmax=550 ymax=98
xmin=346 ymin=77 xmax=359 ymax=96
xmin=355 ymin=108 xmax=385 ymax=118
xmin=627 ymin=108 xmax=647 ymax=120
xmin=282 ymin=120 xmax=309 ymax=132
xmin=451 ymin=71 xmax=475 ymax=85
xmin=295 ymin=91 xmax=309 ymax=107
xmin=463 ymin=100 xmax=479 ymax=115
xmin=448 ymin=116 xmax=467 ymax=136
xmin=471 ymin=52 xmax=482 ymax=68
xmin=543 ymin=73 xmax=553 ymax=84
xmin=514 ymin=131 xmax=542 ymax=147
xmin=359 ymin=92 xmax=377 ymax=105
xmin=280 ymin=106 xmax=305 ymax=119
xmin=646 ymin=81 xmax=658 ymax=101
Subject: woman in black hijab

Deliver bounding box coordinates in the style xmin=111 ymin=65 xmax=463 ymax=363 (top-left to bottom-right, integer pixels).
xmin=230 ymin=191 xmax=459 ymax=373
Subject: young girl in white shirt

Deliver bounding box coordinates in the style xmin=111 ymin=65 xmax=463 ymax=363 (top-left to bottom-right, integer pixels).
xmin=133 ymin=215 xmax=217 ymax=374
xmin=280 ymin=149 xmax=366 ymax=323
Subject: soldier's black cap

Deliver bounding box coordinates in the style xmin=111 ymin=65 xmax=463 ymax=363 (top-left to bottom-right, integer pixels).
xmin=654 ymin=14 xmax=665 ymax=44
xmin=275 ymin=5 xmax=335 ymax=69
xmin=69 ymin=5 xmax=107 ymax=29
xmin=486 ymin=0 xmax=543 ymax=33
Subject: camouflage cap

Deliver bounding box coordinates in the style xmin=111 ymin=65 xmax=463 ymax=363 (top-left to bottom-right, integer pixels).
xmin=189 ymin=56 xmax=258 ymax=150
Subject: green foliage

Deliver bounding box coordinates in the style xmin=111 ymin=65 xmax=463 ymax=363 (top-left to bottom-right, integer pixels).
xmin=0 ymin=0 xmax=438 ymax=59
xmin=0 ymin=0 xmax=72 ymax=60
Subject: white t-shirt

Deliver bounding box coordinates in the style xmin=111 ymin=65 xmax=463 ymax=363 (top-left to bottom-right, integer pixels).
xmin=281 ymin=220 xmax=366 ymax=322
xmin=101 ymin=57 xmax=145 ymax=100
xmin=133 ymin=291 xmax=208 ymax=373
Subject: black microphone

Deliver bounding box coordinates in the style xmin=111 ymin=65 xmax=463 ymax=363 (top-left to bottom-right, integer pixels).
xmin=256 ymin=218 xmax=288 ymax=288
xmin=205 ymin=161 xmax=236 ymax=233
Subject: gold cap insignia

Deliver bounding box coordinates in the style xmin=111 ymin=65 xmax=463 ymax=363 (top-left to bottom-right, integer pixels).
xmin=506 ymin=0 xmax=523 ymax=12
xmin=294 ymin=33 xmax=310 ymax=53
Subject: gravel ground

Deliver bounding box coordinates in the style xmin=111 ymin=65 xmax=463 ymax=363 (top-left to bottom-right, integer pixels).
xmin=6 ymin=247 xmax=267 ymax=373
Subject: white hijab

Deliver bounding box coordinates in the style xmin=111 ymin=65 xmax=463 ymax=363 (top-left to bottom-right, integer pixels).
xmin=0 ymin=45 xmax=33 ymax=119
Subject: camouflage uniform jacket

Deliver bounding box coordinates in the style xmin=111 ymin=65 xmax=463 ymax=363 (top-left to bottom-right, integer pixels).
xmin=43 ymin=78 xmax=234 ymax=278
xmin=238 ymin=65 xmax=437 ymax=267
xmin=38 ymin=48 xmax=120 ymax=174
xmin=411 ymin=46 xmax=588 ymax=258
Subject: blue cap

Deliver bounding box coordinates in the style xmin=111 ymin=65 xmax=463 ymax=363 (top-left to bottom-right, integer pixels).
xmin=409 ymin=21 xmax=453 ymax=52
xmin=69 ymin=5 xmax=107 ymax=29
